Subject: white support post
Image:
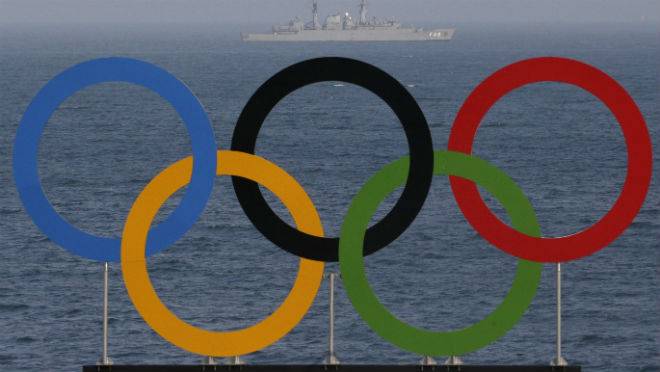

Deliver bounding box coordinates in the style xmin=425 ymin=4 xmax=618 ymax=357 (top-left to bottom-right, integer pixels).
xmin=551 ymin=263 xmax=568 ymax=366
xmin=443 ymin=355 xmax=463 ymax=366
xmin=226 ymin=355 xmax=244 ymax=365
xmin=323 ymin=272 xmax=340 ymax=365
xmin=98 ymin=262 xmax=112 ymax=366
xmin=419 ymin=355 xmax=438 ymax=366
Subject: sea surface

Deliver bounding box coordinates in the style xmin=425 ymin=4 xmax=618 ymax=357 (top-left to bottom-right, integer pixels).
xmin=0 ymin=22 xmax=658 ymax=371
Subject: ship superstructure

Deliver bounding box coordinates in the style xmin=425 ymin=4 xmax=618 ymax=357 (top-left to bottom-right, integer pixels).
xmin=242 ymin=0 xmax=455 ymax=42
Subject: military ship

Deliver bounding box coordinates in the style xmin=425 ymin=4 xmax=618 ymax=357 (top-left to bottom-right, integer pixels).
xmin=242 ymin=0 xmax=455 ymax=42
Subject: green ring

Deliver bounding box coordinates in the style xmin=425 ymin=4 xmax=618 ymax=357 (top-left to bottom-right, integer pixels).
xmin=339 ymin=151 xmax=543 ymax=356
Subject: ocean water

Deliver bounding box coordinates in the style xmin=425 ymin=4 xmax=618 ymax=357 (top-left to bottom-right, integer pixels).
xmin=0 ymin=22 xmax=658 ymax=371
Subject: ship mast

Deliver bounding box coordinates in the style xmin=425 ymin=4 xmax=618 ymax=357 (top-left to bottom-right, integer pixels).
xmin=312 ymin=0 xmax=321 ymax=29
xmin=359 ymin=0 xmax=368 ymax=25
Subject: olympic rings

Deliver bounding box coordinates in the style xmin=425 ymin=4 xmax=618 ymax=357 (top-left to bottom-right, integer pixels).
xmin=448 ymin=57 xmax=653 ymax=263
xmin=14 ymin=55 xmax=653 ymax=358
xmin=122 ymin=150 xmax=324 ymax=357
xmin=340 ymin=151 xmax=542 ymax=356
xmin=13 ymin=57 xmax=217 ymax=262
xmin=231 ymin=57 xmax=434 ymax=262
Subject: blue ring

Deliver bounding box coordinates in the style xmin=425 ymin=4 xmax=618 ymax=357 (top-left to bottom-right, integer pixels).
xmin=13 ymin=57 xmax=217 ymax=262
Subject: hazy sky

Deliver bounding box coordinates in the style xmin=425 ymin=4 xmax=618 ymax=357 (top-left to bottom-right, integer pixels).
xmin=1 ymin=0 xmax=659 ymax=25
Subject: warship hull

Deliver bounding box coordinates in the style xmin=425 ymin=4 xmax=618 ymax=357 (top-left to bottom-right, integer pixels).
xmin=242 ymin=28 xmax=455 ymax=42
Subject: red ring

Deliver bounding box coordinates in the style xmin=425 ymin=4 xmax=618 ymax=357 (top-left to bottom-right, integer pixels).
xmin=448 ymin=57 xmax=653 ymax=263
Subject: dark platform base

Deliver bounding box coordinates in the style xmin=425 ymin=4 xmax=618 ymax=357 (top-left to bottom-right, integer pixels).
xmin=83 ymin=365 xmax=581 ymax=372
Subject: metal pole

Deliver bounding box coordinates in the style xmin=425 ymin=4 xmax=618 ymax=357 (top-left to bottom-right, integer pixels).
xmin=551 ymin=263 xmax=567 ymax=366
xmin=329 ymin=272 xmax=335 ymax=357
xmin=99 ymin=262 xmax=111 ymax=365
xmin=324 ymin=272 xmax=339 ymax=365
xmin=555 ymin=263 xmax=568 ymax=366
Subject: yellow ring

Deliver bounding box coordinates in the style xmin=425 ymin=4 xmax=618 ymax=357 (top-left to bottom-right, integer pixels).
xmin=121 ymin=150 xmax=324 ymax=356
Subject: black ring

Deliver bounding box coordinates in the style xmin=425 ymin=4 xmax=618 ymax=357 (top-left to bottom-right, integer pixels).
xmin=231 ymin=57 xmax=434 ymax=262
